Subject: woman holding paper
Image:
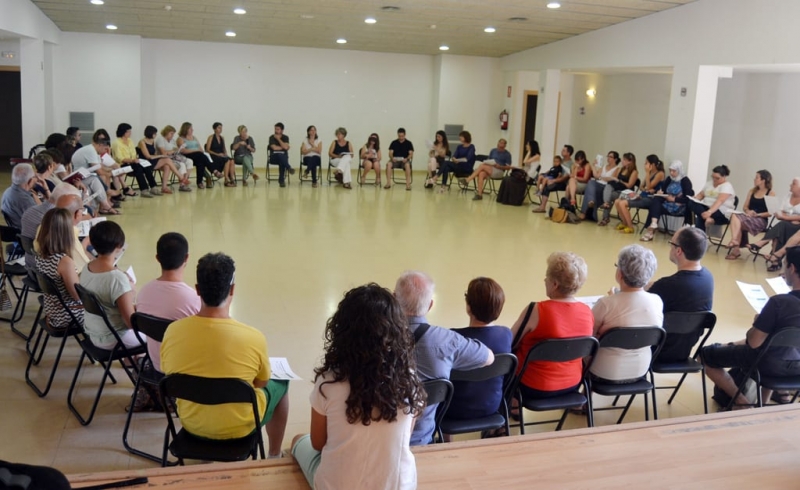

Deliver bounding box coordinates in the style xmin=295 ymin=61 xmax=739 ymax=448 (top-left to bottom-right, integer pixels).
xmin=747 ymin=177 xmax=800 ymax=271
xmin=724 ymin=170 xmax=775 ymax=260
xmin=685 ymin=164 xmax=736 ymax=232
xmin=112 ymin=123 xmax=160 ymax=197
xmin=614 ymin=155 xmax=665 ymax=234
xmin=359 ymin=133 xmax=382 ymax=187
xmin=177 ymin=122 xmax=210 ymax=189
xmin=156 ymin=125 xmax=193 ymax=192
xmin=424 ymin=130 xmax=450 ymax=187
xmin=138 ymin=125 xmax=188 ymax=195
xmin=327 ymin=127 xmax=354 ymax=189
xmin=640 ymin=160 xmax=694 ymax=242
xmin=436 ymin=130 xmax=475 ymax=193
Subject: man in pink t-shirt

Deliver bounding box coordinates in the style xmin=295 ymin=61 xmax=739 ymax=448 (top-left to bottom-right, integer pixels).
xmin=136 ymin=232 xmax=201 ymax=372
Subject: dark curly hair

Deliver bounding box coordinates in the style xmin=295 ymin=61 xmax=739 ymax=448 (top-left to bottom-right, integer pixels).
xmin=315 ymin=283 xmax=426 ymax=425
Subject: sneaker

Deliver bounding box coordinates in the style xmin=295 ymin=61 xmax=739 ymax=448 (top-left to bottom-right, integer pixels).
xmin=150 ymin=188 xmax=162 ymax=196
xmin=141 ymin=190 xmax=153 ymax=198
xmin=179 ymin=184 xmax=192 ymax=192
xmin=472 ymin=194 xmax=483 ymax=201
xmin=288 ymin=167 xmax=296 ymax=175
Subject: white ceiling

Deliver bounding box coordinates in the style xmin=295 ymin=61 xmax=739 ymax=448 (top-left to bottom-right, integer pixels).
xmin=31 ymin=0 xmax=696 ymax=57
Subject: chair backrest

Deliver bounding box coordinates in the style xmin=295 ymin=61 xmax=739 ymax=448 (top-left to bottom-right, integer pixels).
xmin=662 ymin=311 xmax=716 ymax=336
xmin=75 ymin=283 xmax=129 ymax=348
xmin=523 ymin=336 xmax=599 ymax=365
xmin=160 ymin=374 xmax=258 ymax=407
xmin=0 ymin=224 xmax=20 ymax=245
xmin=450 ymin=353 xmax=517 ymax=383
xmin=762 ymin=327 xmax=800 ymax=350
xmin=131 ymin=312 xmax=171 ymax=343
xmin=422 ymin=378 xmax=454 ymax=442
xmin=35 ymin=270 xmax=84 ymax=328
xmin=597 ymin=326 xmax=666 ymax=356
xmin=475 ymin=154 xmax=488 ymax=162
xmin=733 ymin=196 xmax=739 ymax=209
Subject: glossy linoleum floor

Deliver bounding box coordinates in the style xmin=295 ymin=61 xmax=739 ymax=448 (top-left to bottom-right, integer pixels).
xmin=0 ymin=171 xmax=781 ymax=475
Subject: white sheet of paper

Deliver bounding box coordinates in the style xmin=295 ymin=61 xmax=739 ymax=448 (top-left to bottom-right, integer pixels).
xmin=76 ymin=217 xmax=107 ymax=237
xmin=87 ymin=164 xmax=102 ymax=173
xmin=736 ymin=281 xmax=770 ymax=313
xmin=204 ymin=152 xmax=214 ymax=163
xmin=688 ymin=195 xmax=706 ymax=205
xmin=575 ymin=295 xmax=604 ymax=309
xmin=125 ymin=265 xmax=136 ymax=285
xmin=9 ymin=256 xmax=25 ymax=266
xmin=269 ymin=357 xmax=302 ymax=381
xmin=111 ymin=166 xmax=134 ymax=177
xmin=101 ymin=154 xmax=116 ymax=167
xmin=765 ymin=195 xmax=781 ymax=215
xmin=137 ymin=159 xmax=152 ymax=168
xmin=766 ymin=276 xmax=791 ymax=295
xmin=454 ymin=158 xmax=467 ymax=163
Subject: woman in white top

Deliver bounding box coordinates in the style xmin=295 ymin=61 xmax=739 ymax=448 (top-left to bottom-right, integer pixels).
xmin=328 ymin=127 xmax=354 ymax=190
xmin=748 ymin=177 xmax=800 ymax=271
xmin=301 ymin=125 xmax=323 ymax=188
xmin=686 ymin=164 xmax=736 ymax=233
xmin=360 ymin=133 xmax=382 ymax=187
xmin=425 ymin=130 xmax=450 ymax=188
xmin=591 ymin=245 xmax=663 ymax=382
xmin=155 ymin=125 xmax=193 ymax=192
xmin=521 ymin=139 xmax=541 ymax=181
xmin=291 ymin=284 xmax=423 ymax=490
xmin=579 ymin=151 xmax=621 ymax=221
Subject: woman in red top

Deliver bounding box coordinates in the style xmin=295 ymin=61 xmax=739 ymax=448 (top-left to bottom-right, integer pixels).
xmin=565 ymin=150 xmax=591 ymax=208
xmin=511 ymin=252 xmax=594 ymax=402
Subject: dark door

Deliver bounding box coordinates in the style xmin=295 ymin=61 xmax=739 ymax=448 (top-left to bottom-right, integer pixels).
xmin=0 ymin=70 xmax=22 ymax=165
xmin=523 ymin=93 xmax=538 ymax=148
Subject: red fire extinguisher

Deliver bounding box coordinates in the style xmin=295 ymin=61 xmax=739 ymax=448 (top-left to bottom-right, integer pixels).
xmin=499 ymin=110 xmax=509 ymax=130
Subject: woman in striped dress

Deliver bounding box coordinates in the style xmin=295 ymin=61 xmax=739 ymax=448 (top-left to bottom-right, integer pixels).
xmin=35 ymin=208 xmax=84 ymax=328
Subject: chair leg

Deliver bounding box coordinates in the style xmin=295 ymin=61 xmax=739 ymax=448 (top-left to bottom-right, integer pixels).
xmin=555 ymin=409 xmax=569 ymax=431
xmin=616 ymin=395 xmax=636 ymax=424
xmin=8 ymin=284 xmax=30 ymax=333
xmin=123 ymin=377 xmax=164 ymax=464
xmin=24 ymin=303 xmax=43 ymax=357
xmin=25 ymin=330 xmax=71 ymax=398
xmin=611 ymin=395 xmax=620 ymax=406
xmin=700 ymin=369 xmax=709 ymax=414
xmin=67 ymin=353 xmax=116 ymax=426
xmin=667 ymin=373 xmax=689 ymax=405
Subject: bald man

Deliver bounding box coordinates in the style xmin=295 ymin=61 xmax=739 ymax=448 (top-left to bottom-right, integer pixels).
xmin=21 ymin=183 xmax=82 ymax=271
xmin=33 ymin=193 xmax=93 ymax=272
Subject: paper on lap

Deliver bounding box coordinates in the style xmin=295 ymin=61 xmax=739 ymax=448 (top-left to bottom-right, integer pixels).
xmin=101 ymin=154 xmax=116 ymax=167
xmin=736 ymin=281 xmax=770 ymax=313
xmin=112 ymin=166 xmax=133 ymax=177
xmin=269 ymin=357 xmax=302 ymax=381
xmin=766 ymin=277 xmax=791 ymax=295
xmin=137 ymin=159 xmax=152 ymax=168
xmin=76 ymin=217 xmax=107 ymax=237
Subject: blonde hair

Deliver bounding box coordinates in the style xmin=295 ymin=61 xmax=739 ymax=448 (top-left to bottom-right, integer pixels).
xmin=161 ymin=125 xmax=176 ymax=137
xmin=178 ymin=122 xmax=192 ymax=138
xmin=237 ymin=125 xmax=247 ymax=134
xmin=335 ymin=127 xmax=348 ymax=137
xmin=546 ymin=252 xmax=588 ymax=296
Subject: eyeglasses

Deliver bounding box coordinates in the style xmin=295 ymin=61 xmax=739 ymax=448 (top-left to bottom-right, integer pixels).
xmin=668 ymin=241 xmax=680 ymax=248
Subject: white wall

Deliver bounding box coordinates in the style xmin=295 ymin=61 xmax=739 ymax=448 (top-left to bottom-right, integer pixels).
xmin=569 ymin=73 xmax=672 ymax=164
xmin=0 ymin=40 xmax=20 ymax=67
xmin=710 ymin=72 xmax=800 ymax=200
xmin=0 ymin=0 xmax=60 ymax=44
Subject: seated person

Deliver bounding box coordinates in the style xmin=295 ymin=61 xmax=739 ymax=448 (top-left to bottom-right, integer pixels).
xmin=231 ymin=125 xmax=259 ymax=186
xmin=69 ymin=129 xmax=121 ymax=215
xmin=531 ymin=155 xmax=569 ymax=213
xmin=359 ymin=133 xmax=382 ymax=187
xmin=436 ymin=131 xmax=475 ymax=193
xmin=136 ymin=232 xmax=200 ymax=373
xmin=511 ymin=252 xmax=593 ymax=407
xmin=2 ymin=163 xmax=41 ymax=229
xmin=702 ymin=246 xmax=800 ymax=408
xmin=445 ymin=277 xmax=512 ymax=425
xmin=580 ymin=151 xmax=620 ymax=221
xmin=137 ymin=125 xmax=186 ymax=194
xmin=79 ymin=221 xmax=141 ymax=350
xmin=22 ymin=183 xmax=79 ymax=271
xmin=614 ymin=155 xmax=665 ymax=234
xmin=269 ymin=122 xmax=294 ymax=187
xmin=521 ymin=140 xmax=541 ymax=181
xmin=385 ymin=128 xmax=414 ymax=190
xmin=640 ymin=161 xmax=694 ymax=242
xmin=156 ymin=125 xmax=193 ymax=192
xmin=161 ymin=253 xmax=289 ymax=457
xmin=560 ymin=145 xmax=574 ymax=172
xmin=112 ymin=123 xmax=160 ymax=197
xmin=685 ymin=164 xmax=736 ymax=233
xmin=291 ymin=284 xmax=422 ymax=490
xmin=725 ymin=170 xmax=775 ymax=260
xmin=205 ymin=122 xmax=237 ymax=187
xmin=35 ymin=208 xmax=84 ymax=329
xmin=301 ymin=125 xmax=323 ymax=188
xmin=425 ymin=130 xmax=450 ymax=187
xmin=647 ymin=227 xmax=714 ymax=362
xmin=31 ymin=153 xmax=56 ymax=201
xmin=328 ymin=127 xmax=354 ymax=190
xmin=463 ymin=139 xmax=513 ymax=201
xmin=177 ymin=122 xmax=211 ymax=189
xmin=747 ymin=177 xmax=800 ymax=272
xmin=590 ymin=245 xmax=663 ymax=383
xmin=565 ymin=150 xmax=591 ymax=208
xmin=598 ymin=152 xmax=638 ymax=226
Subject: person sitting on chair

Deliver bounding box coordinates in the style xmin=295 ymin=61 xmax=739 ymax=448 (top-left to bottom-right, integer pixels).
xmin=425 ymin=130 xmax=450 ymax=188
xmin=231 ymin=125 xmax=259 ymax=186
xmin=155 ymin=125 xmax=193 ymax=192
xmin=702 ymin=246 xmax=800 ymax=408
xmin=2 ymin=163 xmax=41 ymax=229
xmin=647 ymin=227 xmax=714 ymax=362
xmin=685 ymin=164 xmax=736 ymax=233
xmin=564 ymin=150 xmax=591 ymax=208
xmin=177 ymin=122 xmax=211 ymax=189
xmin=301 ymin=125 xmax=323 ymax=188
xmin=205 ymin=122 xmax=237 ymax=187
xmin=579 ymin=151 xmax=620 ymax=222
xmin=597 ymin=152 xmax=638 ymax=226
xmin=531 ymin=155 xmax=569 ymax=213
xmin=113 ymin=123 xmax=161 ymax=197
xmin=590 ymin=245 xmax=663 ymax=383
xmin=137 ymin=125 xmax=185 ymax=195
xmin=269 ymin=122 xmax=295 ymax=188
xmin=725 ymin=170 xmax=775 ymax=260
xmin=640 ymin=161 xmax=694 ymax=242
xmin=360 ymin=133 xmax=382 ymax=187
xmin=328 ymin=128 xmax=354 ymax=190
xmin=463 ymin=139 xmax=513 ymax=201
xmin=436 ymin=131 xmax=475 ymax=194
xmin=521 ymin=140 xmax=541 ymax=182
xmin=385 ymin=128 xmax=414 ymax=190
xmin=614 ymin=154 xmax=665 ymax=234
xmin=746 ymin=177 xmax=800 ymax=272
xmin=560 ymin=144 xmax=574 ymax=172
xmin=161 ymin=252 xmax=290 ymax=457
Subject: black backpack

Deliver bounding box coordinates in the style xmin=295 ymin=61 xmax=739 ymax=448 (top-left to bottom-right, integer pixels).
xmin=497 ymin=171 xmax=527 ymax=206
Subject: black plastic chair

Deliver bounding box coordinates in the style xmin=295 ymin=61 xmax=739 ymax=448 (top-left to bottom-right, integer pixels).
xmin=68 ymin=284 xmax=146 ymax=426
xmin=708 ymin=196 xmax=740 ymax=253
xmin=266 ymin=148 xmax=290 ymax=184
xmin=122 ymin=312 xmax=172 ymax=464
xmin=510 ymin=336 xmax=599 ymax=433
xmin=25 ymin=272 xmax=84 ymax=398
xmin=652 ymin=312 xmax=717 ymax=414
xmin=298 ymin=149 xmax=317 ymax=185
xmin=422 ymin=378 xmax=454 ymax=444
xmin=590 ymin=326 xmax=666 ymax=424
xmin=0 ymin=224 xmax=31 ymax=331
xmin=439 ymin=353 xmax=518 ymax=438
xmin=16 ymin=235 xmax=44 ymax=344
xmin=159 ymin=374 xmax=266 ymax=466
xmin=726 ymin=327 xmax=800 ymax=410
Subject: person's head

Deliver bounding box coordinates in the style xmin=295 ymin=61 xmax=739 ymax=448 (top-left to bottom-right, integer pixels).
xmin=670 ymin=227 xmax=708 ymax=264
xmin=161 ymin=125 xmax=176 ymax=140
xmin=92 ymin=129 xmax=110 ymax=150
xmin=368 ymin=132 xmax=380 ymax=150
xmin=335 ymin=127 xmax=347 ymax=139
xmin=607 ymin=151 xmax=620 ymax=165
xmin=11 ymin=163 xmax=35 ymax=189
xmin=545 ymin=252 xmax=588 ymax=298
xmin=116 ymin=123 xmax=132 ymax=139
xmin=435 ymin=130 xmax=446 ymax=144
xmin=791 ymin=178 xmax=800 ymax=196
xmin=196 ymin=252 xmax=236 ymax=307
xmin=394 ymin=271 xmax=435 ymax=317
xmin=784 ymin=246 xmax=800 ymax=289
xmin=66 ymin=127 xmax=81 ymax=140
xmin=178 ymin=122 xmax=192 ymax=138
xmin=574 ymin=150 xmax=587 ymax=166
xmin=711 ymin=165 xmax=730 ymax=186
xmin=42 ymin=148 xmax=65 ymax=166
xmin=33 ymin=153 xmax=54 ymax=175
xmin=397 ymin=127 xmax=406 ymax=142
xmin=526 ymin=140 xmax=540 ymax=156
xmin=645 ymin=154 xmax=664 ymax=173
xmin=497 ymin=138 xmax=507 ymax=151
xmin=315 ymin=283 xmax=424 ymax=425
xmin=144 ymin=125 xmax=158 ymax=139
xmin=669 ymin=160 xmax=684 ymax=180
xmin=754 ymin=170 xmax=773 ymax=193
xmin=622 ymin=152 xmax=636 ymax=171
xmin=459 ymin=131 xmax=472 ymax=145
xmin=274 ymin=122 xmax=284 ymax=135
xmin=553 ymin=155 xmax=563 ymax=166
xmin=616 ymin=245 xmax=657 ymax=289
xmin=237 ymin=125 xmax=248 ymax=139
xmin=50 ymin=183 xmax=81 ymax=206
xmin=561 ymin=144 xmax=574 ymax=160
xmin=55 ymin=192 xmax=83 ymax=223
xmin=89 ymin=221 xmax=125 ymax=256
xmin=36 ymin=208 xmax=74 ymax=259
xmin=465 ymin=277 xmax=505 ymax=324
xmin=65 ymin=135 xmax=78 ymax=147
xmin=212 ymin=122 xmax=223 ymax=134
xmin=156 ymin=232 xmax=189 ymax=272
xmin=367 ymin=135 xmax=379 ymax=150
xmin=307 ymin=125 xmax=317 ymax=140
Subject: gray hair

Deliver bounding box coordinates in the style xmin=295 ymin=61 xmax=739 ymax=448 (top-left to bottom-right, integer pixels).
xmin=12 ymin=163 xmax=35 ymax=186
xmin=394 ymin=270 xmax=435 ymax=317
xmin=617 ymin=245 xmax=657 ymax=288
xmin=50 ymin=183 xmax=81 ymax=203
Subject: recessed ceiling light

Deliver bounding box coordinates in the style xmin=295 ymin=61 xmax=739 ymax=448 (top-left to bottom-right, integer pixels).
xmin=365 ymin=17 xmax=377 ymax=24
xmin=547 ymin=2 xmax=561 ymax=8
xmin=381 ymin=6 xmax=400 ymax=11
xmin=484 ymin=27 xmax=496 ymax=33
xmin=105 ymin=24 xmax=117 ymax=30
xmin=430 ymin=24 xmax=437 ymax=29
xmin=508 ymin=17 xmax=528 ymax=22
xmin=233 ymin=8 xmax=246 ymax=15
xmin=90 ymin=0 xmax=104 ymax=5
xmin=300 ymin=14 xmax=314 ymax=19
xmin=225 ymin=31 xmax=236 ymax=37
xmin=439 ymin=45 xmax=449 ymax=51
xmin=336 ymin=38 xmax=347 ymax=44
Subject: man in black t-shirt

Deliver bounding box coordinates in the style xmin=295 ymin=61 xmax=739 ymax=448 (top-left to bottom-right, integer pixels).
xmin=648 ymin=227 xmax=715 ymax=361
xmin=385 ymin=127 xmax=414 ymax=190
xmin=702 ymin=246 xmax=800 ymax=407
xmin=268 ymin=122 xmax=294 ymax=187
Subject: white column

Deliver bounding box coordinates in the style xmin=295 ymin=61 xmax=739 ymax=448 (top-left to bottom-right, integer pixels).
xmin=686 ymin=65 xmax=733 ymax=190
xmin=20 ymin=37 xmax=46 ymax=155
xmin=536 ymin=69 xmax=561 ymax=163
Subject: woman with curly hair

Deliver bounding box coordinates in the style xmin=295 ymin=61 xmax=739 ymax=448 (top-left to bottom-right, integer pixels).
xmin=292 ymin=284 xmax=425 ymax=490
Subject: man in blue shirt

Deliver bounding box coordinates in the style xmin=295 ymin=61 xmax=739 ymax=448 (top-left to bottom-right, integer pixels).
xmin=394 ymin=271 xmax=493 ymax=445
xmin=462 ymin=138 xmax=513 ymax=201
xmin=2 ymin=163 xmax=40 ymax=229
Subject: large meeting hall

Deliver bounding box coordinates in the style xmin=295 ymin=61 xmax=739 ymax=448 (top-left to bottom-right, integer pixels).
xmin=1 ymin=0 xmax=799 ymax=488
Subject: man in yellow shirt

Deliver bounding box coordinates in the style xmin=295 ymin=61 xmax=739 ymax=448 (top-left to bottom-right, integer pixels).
xmin=161 ymin=252 xmax=289 ymax=457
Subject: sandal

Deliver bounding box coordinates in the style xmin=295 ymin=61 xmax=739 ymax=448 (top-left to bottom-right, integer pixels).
xmin=725 ymin=249 xmax=741 ymax=260
xmin=747 ymin=243 xmax=765 ymax=255
xmin=123 ymin=188 xmax=138 ymax=197
xmin=600 ymin=202 xmax=611 ymax=209
xmin=620 ymin=226 xmax=635 ymax=234
xmin=640 ymin=230 xmax=655 ymax=242
xmin=406 ymin=185 xmax=412 ymax=191
xmin=383 ymin=184 xmax=391 ymax=189
xmin=99 ymin=208 xmax=120 ymax=215
xmin=767 ymin=254 xmax=783 ymax=272
xmin=598 ymin=218 xmax=610 ymax=227
xmin=161 ymin=187 xmax=173 ymax=194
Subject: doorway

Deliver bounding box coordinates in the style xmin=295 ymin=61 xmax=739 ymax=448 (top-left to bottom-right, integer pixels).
xmin=0 ymin=67 xmax=22 ymax=166
xmin=520 ymin=91 xmax=538 ymax=158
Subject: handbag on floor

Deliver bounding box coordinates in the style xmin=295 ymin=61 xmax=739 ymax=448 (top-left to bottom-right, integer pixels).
xmin=0 ymin=460 xmax=70 ymax=490
xmin=497 ymin=170 xmax=527 ymax=206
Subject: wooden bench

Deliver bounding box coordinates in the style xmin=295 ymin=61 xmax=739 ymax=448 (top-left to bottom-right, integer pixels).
xmin=69 ymin=404 xmax=800 ymax=489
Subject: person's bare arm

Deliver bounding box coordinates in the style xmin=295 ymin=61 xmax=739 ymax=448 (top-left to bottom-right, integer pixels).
xmin=745 ymin=327 xmax=769 ymax=349
xmin=116 ymin=290 xmax=136 ymax=329
xmin=327 ymin=141 xmax=337 ymax=159
xmin=57 ymin=256 xmax=81 ymax=302
xmin=309 ymin=408 xmax=328 ymax=451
